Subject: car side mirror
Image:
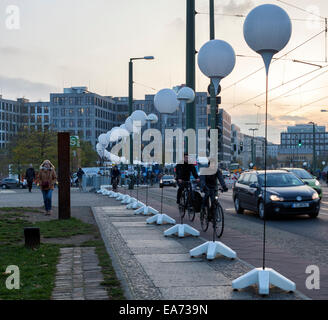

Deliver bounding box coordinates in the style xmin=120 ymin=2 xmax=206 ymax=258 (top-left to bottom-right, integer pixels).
xmin=249 ymin=183 xmax=259 ymax=189
xmin=304 ymin=181 xmax=309 ymax=185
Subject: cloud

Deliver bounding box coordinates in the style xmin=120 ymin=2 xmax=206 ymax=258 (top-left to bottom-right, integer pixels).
xmin=277 ymin=115 xmax=308 ymax=122
xmin=220 ymin=0 xmax=255 ymax=14
xmin=0 ymin=75 xmax=56 ymax=101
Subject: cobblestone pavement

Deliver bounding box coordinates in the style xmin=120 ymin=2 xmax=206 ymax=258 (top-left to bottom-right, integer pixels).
xmin=52 ymin=247 xmax=108 ymax=300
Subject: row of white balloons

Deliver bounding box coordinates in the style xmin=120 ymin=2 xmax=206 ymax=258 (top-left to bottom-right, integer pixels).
xmin=96 ymin=110 xmax=159 ymax=163
xmin=96 ymin=4 xmax=291 ymax=165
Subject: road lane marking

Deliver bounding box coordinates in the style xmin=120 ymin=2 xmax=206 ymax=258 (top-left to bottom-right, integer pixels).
xmin=0 ymin=190 xmax=16 ymax=194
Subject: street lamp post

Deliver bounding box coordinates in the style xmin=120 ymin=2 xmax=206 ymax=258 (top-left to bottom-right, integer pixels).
xmin=232 ymin=4 xmax=295 ymax=295
xmin=128 ymin=56 xmax=154 ymax=164
xmin=186 ymin=0 xmax=196 ymax=131
xmin=249 ymin=128 xmax=258 ymax=166
xmin=309 ymin=122 xmax=316 ymax=173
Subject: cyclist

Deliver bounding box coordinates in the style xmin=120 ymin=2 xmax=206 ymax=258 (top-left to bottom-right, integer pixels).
xmin=200 ymin=159 xmax=228 ymax=220
xmin=111 ymin=166 xmax=120 ymax=191
xmin=176 ymin=153 xmax=200 ymax=204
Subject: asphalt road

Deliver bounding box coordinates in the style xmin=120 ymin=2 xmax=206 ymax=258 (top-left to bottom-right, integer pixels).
xmin=122 ymin=183 xmax=328 ymax=300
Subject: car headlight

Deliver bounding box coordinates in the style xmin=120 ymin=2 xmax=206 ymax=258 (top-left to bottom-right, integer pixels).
xmin=315 ymin=180 xmax=320 ymax=186
xmin=270 ymin=194 xmax=284 ymax=201
xmin=312 ymin=192 xmax=319 ymax=200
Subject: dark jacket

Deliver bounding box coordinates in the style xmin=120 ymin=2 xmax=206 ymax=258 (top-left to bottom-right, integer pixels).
xmin=77 ymin=168 xmax=85 ymax=179
xmin=175 ymin=163 xmax=199 ymax=181
xmin=111 ymin=168 xmax=120 ymax=178
xmin=200 ymin=168 xmax=227 ymax=191
xmin=25 ymin=168 xmax=35 ymax=181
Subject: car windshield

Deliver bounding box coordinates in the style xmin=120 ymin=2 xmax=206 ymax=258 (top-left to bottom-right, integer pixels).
xmin=258 ymin=173 xmax=304 ymax=187
xmin=163 ymin=176 xmax=173 ymax=179
xmin=288 ymin=169 xmax=313 ymax=179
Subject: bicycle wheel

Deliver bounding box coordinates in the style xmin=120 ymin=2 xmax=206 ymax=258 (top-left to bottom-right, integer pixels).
xmin=187 ymin=193 xmax=196 ymax=222
xmin=214 ymin=203 xmax=224 ymax=238
xmin=179 ymin=191 xmax=186 ymax=219
xmin=200 ymin=207 xmax=209 ymax=232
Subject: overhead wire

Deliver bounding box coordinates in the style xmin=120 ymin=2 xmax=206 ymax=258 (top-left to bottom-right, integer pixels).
xmin=226 ymin=64 xmax=328 ymax=110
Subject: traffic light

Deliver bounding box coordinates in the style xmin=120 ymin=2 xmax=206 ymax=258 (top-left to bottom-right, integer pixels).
xmin=298 ymin=139 xmax=302 ymax=147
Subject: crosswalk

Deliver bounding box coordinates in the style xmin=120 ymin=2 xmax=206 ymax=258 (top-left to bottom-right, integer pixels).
xmin=0 ymin=190 xmax=16 ymax=194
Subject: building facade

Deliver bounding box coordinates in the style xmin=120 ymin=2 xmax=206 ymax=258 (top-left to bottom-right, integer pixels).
xmin=279 ymin=124 xmax=328 ymax=168
xmin=217 ymin=109 xmax=232 ymax=166
xmin=0 ymin=96 xmax=50 ymax=149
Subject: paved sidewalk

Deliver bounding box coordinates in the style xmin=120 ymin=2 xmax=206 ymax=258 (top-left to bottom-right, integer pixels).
xmin=52 ymin=247 xmax=108 ymax=300
xmin=92 ymin=203 xmax=306 ymax=300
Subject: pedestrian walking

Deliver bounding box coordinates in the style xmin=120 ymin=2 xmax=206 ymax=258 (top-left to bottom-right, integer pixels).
xmin=38 ymin=160 xmax=57 ymax=216
xmin=25 ymin=164 xmax=35 ymax=192
xmin=76 ymin=167 xmax=85 ymax=191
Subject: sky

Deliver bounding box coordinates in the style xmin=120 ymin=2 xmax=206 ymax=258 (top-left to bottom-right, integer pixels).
xmin=0 ymin=0 xmax=328 ymax=144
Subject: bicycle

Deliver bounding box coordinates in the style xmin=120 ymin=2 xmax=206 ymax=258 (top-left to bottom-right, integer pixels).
xmin=178 ymin=181 xmax=197 ymax=222
xmin=112 ymin=176 xmax=119 ymax=192
xmin=199 ymin=188 xmax=224 ymax=238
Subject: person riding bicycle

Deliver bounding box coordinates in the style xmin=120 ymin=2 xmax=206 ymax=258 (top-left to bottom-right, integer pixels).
xmin=200 ymin=159 xmax=228 ymax=219
xmin=176 ymin=153 xmax=200 ymax=204
xmin=111 ymin=166 xmax=120 ymax=190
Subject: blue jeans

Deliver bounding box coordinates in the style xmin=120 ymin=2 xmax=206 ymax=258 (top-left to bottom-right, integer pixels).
xmin=42 ymin=189 xmax=53 ymax=211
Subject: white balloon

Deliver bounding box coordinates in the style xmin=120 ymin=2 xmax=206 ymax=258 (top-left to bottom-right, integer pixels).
xmin=98 ymin=133 xmax=108 ymax=147
xmin=125 ymin=117 xmax=134 ymax=133
xmin=244 ymin=4 xmax=292 ymax=54
xmin=177 ymin=87 xmax=195 ymax=103
xmin=110 ymin=127 xmax=129 ymax=142
xmin=198 ymin=40 xmax=236 ymax=80
xmin=147 ymin=113 xmax=158 ymax=123
xmin=131 ymin=110 xmax=147 ymax=126
xmin=154 ymin=89 xmax=179 ymax=114
xmin=105 ymin=129 xmax=112 ymax=141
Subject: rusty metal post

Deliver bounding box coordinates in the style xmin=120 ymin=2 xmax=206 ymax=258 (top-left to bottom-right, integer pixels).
xmin=58 ymin=132 xmax=71 ymax=219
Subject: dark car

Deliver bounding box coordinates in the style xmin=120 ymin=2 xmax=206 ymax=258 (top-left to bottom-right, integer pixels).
xmin=0 ymin=178 xmax=23 ymax=189
xmin=159 ymin=175 xmax=177 ymax=188
xmin=232 ymin=170 xmax=321 ymax=219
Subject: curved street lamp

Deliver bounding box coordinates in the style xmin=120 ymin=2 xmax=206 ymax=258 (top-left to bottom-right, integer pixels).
xmin=232 ymin=4 xmax=294 ymax=296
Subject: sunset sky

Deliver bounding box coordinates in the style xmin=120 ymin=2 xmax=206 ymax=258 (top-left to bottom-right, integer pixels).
xmin=0 ymin=0 xmax=327 ymax=143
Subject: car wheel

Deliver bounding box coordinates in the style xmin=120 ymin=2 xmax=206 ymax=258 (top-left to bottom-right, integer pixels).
xmin=258 ymin=201 xmax=267 ymax=220
xmin=234 ymin=197 xmax=244 ymax=214
xmin=2 ymin=184 xmax=7 ymax=189
xmin=308 ymin=211 xmax=319 ymax=219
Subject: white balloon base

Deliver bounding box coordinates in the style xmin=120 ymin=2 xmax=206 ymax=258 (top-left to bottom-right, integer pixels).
xmin=121 ymin=195 xmax=131 ymax=204
xmin=127 ymin=200 xmax=144 ymax=210
xmin=190 ymin=241 xmax=237 ymax=261
xmin=146 ymin=214 xmax=176 ymax=225
xmin=134 ymin=206 xmax=159 ymax=215
xmin=164 ymin=224 xmax=200 ymax=238
xmin=115 ymin=193 xmax=124 ymax=201
xmin=232 ymin=267 xmax=296 ymax=296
